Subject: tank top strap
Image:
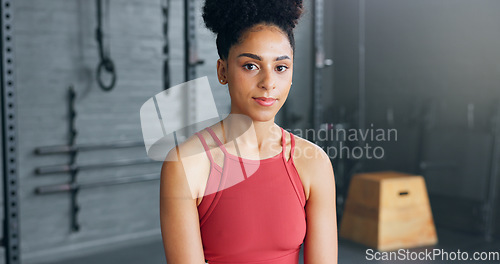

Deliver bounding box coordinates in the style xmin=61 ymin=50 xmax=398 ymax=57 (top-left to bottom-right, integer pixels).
xmin=281 ymin=127 xmax=296 ymax=163
xmin=281 ymin=128 xmax=305 ymax=207
xmin=280 ymin=127 xmax=287 ymax=162
xmin=205 ymin=127 xmax=229 ymax=155
xmin=195 ymin=131 xmax=215 ymax=164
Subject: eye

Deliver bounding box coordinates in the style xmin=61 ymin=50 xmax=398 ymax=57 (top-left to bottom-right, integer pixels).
xmin=243 ymin=64 xmax=258 ymax=71
xmin=276 ymin=65 xmax=288 ymax=72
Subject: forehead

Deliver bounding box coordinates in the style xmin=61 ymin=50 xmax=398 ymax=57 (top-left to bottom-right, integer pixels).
xmin=229 ymin=24 xmax=293 ymax=59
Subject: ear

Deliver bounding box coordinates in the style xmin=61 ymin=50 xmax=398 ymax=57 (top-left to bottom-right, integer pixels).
xmin=216 ymin=59 xmax=228 ymax=85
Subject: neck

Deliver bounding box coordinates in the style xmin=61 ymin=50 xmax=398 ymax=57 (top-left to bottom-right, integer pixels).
xmin=221 ymin=113 xmax=281 ymax=150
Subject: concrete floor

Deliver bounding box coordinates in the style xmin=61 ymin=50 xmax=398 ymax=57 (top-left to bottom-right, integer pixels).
xmin=36 ymin=228 xmax=499 ymax=264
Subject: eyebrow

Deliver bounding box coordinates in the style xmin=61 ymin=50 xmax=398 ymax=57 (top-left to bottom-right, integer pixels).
xmin=237 ymin=53 xmax=291 ymax=61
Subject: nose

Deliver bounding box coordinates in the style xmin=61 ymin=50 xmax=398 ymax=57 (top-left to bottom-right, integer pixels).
xmin=257 ymin=68 xmax=276 ymax=90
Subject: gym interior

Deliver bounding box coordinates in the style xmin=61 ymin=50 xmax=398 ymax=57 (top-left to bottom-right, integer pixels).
xmin=1 ymin=0 xmax=500 ymax=263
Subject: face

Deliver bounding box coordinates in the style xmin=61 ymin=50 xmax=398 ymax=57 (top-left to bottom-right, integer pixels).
xmin=217 ymin=24 xmax=293 ymax=122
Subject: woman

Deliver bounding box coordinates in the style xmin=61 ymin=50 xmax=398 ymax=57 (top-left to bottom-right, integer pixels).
xmin=160 ymin=0 xmax=337 ymax=263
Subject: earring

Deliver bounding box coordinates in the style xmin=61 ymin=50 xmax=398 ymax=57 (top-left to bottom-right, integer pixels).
xmin=220 ymin=79 xmax=226 ymax=84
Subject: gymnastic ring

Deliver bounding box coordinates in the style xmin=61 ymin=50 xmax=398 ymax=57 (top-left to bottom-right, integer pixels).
xmin=97 ymin=59 xmax=117 ymax=92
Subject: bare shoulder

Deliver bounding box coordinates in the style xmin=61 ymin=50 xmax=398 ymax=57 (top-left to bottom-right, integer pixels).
xmin=160 ymin=130 xmax=208 ymax=263
xmin=291 ymin=135 xmax=337 ymax=262
xmin=161 ymin=129 xmax=212 ymax=200
xmin=290 ymin=133 xmax=334 ymax=201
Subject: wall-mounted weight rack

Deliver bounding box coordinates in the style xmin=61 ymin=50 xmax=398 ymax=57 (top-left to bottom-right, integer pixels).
xmin=33 ymin=86 xmax=161 ymax=232
xmin=1 ymin=0 xmax=20 ymax=263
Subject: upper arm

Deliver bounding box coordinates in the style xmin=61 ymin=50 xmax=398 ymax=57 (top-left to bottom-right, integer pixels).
xmin=302 ymin=145 xmax=338 ymax=264
xmin=160 ymin=147 xmax=206 ymax=264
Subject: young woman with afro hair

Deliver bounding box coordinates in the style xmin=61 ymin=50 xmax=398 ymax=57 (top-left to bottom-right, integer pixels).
xmin=160 ymin=0 xmax=337 ymax=263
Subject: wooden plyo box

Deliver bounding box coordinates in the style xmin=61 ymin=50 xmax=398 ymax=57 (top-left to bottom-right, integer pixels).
xmin=340 ymin=171 xmax=438 ymax=251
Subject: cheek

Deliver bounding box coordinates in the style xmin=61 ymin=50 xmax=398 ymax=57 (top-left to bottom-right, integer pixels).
xmin=227 ymin=72 xmax=256 ymax=95
xmin=275 ymin=84 xmax=291 ymax=104
xmin=279 ymin=66 xmax=293 ymax=83
xmin=227 ymin=66 xmax=251 ymax=86
xmin=227 ymin=82 xmax=252 ymax=99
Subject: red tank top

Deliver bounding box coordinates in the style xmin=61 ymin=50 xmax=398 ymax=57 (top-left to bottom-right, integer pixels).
xmin=194 ymin=126 xmax=306 ymax=264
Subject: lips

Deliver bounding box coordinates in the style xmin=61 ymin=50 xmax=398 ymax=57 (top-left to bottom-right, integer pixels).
xmin=253 ymin=97 xmax=277 ymax=107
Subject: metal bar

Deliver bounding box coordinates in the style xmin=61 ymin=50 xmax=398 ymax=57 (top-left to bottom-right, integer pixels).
xmin=35 ymin=158 xmax=159 ymax=175
xmin=312 ymin=0 xmax=325 ymax=142
xmin=34 ymin=173 xmax=160 ymax=195
xmin=162 ymin=0 xmax=170 ymax=91
xmin=34 ymin=140 xmax=144 ymax=155
xmin=1 ymin=0 xmax=21 ymax=262
xmin=35 ymin=182 xmax=77 ymax=195
xmin=183 ymin=0 xmax=202 ymax=137
xmin=184 ymin=0 xmax=197 ymax=82
xmin=184 ymin=0 xmax=195 ymax=137
xmin=95 ymin=0 xmax=104 ymax=60
xmin=485 ymin=102 xmax=500 ymax=241
xmin=357 ymin=0 xmax=366 ymax=171
xmin=68 ymin=87 xmax=79 ymax=231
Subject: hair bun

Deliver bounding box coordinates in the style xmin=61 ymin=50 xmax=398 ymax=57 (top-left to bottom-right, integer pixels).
xmin=202 ymin=0 xmax=303 ymax=36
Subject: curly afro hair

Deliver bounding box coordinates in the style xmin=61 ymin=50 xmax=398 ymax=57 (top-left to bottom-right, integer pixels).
xmin=202 ymin=0 xmax=304 ymax=60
